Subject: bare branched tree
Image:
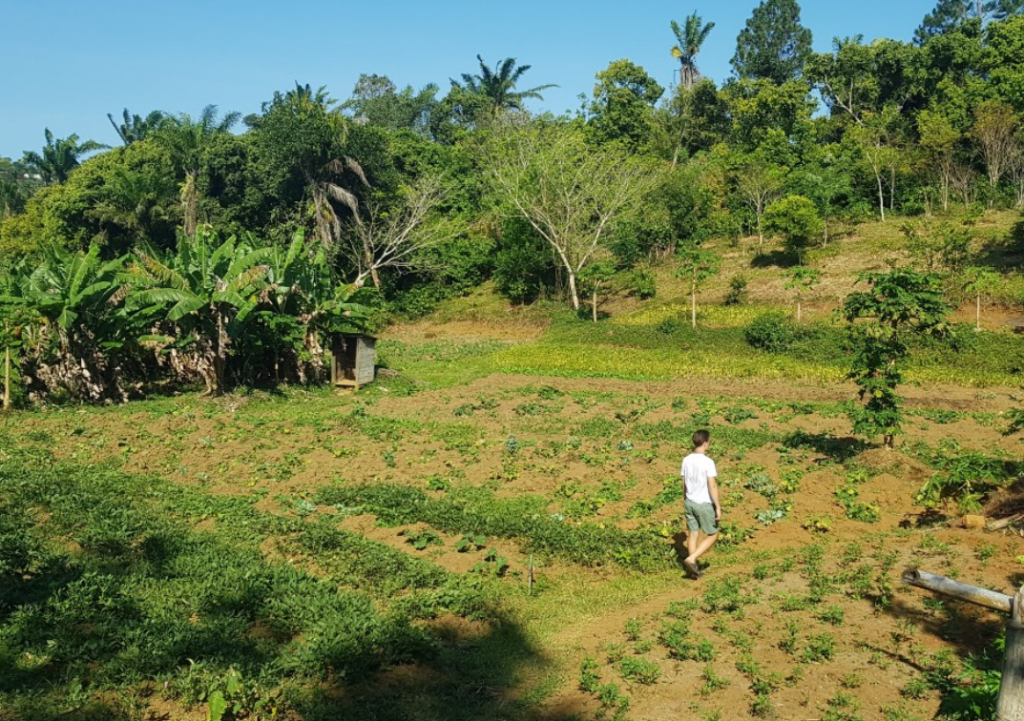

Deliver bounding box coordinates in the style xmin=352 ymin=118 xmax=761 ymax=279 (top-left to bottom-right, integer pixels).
xmin=482 ymin=116 xmax=660 ymax=311
xmin=343 ymin=173 xmax=449 ymax=288
xmin=736 ymin=160 xmax=785 ymax=246
xmin=1008 ymin=134 xmax=1024 ymax=209
xmin=973 ymin=101 xmax=1018 ymax=196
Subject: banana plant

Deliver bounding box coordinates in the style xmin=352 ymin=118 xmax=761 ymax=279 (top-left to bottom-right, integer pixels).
xmin=127 ymin=227 xmax=272 ymax=395
xmin=7 ymin=245 xmax=133 ymax=401
xmin=0 ymin=261 xmax=37 ymax=409
xmin=260 ymin=228 xmax=373 ymax=383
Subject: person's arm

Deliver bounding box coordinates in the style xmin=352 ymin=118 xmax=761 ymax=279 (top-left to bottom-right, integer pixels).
xmin=708 ymin=476 xmax=721 ymax=520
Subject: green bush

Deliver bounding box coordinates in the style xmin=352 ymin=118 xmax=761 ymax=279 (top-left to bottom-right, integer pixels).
xmin=628 ymin=267 xmax=657 ymax=300
xmin=725 ymin=274 xmax=748 ymax=305
xmin=764 ymin=195 xmax=822 ymax=260
xmin=745 ymin=312 xmax=797 ymax=353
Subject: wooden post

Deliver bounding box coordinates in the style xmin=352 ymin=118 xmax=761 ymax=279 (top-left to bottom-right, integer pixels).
xmin=2 ymin=322 xmax=10 ymax=412
xmin=902 ymin=569 xmax=1023 ymax=721
xmin=330 ymin=336 xmax=337 ymax=387
xmin=998 ymin=586 xmax=1024 ymax=721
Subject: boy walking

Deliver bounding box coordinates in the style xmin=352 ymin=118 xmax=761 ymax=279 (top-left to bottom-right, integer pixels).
xmin=681 ymin=429 xmax=720 ymax=579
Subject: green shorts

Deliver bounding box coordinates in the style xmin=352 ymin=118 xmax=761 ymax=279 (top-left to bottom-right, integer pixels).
xmin=685 ymin=500 xmax=719 ymax=535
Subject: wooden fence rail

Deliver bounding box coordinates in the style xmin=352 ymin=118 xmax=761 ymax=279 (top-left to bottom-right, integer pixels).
xmin=902 ymin=568 xmax=1023 ymax=721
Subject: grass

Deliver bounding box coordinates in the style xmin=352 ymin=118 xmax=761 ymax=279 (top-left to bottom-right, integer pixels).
xmin=379 ymin=307 xmax=1024 ymax=388
xmin=1 ymin=388 xmax=1010 ymax=720
xmin=4 ymin=208 xmax=1023 ymax=720
xmin=0 ymin=440 xmax=519 ymax=721
xmin=378 ymin=208 xmax=1024 ymax=389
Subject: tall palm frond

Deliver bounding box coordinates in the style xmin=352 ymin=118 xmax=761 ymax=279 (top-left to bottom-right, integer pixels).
xmin=107 ymin=109 xmax=168 ymax=145
xmin=152 ymin=105 xmax=240 ymax=234
xmin=671 ymin=13 xmax=715 ymax=89
xmin=21 ymin=128 xmax=108 ymax=185
xmin=451 ymin=55 xmax=556 ymax=116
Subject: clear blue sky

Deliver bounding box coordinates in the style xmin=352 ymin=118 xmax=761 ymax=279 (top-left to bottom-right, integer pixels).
xmin=1 ymin=0 xmax=937 ymax=159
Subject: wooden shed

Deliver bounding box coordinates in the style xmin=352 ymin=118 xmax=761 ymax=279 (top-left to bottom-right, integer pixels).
xmin=331 ymin=334 xmax=376 ymax=389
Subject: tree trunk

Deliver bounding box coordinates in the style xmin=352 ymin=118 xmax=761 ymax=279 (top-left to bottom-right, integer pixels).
xmin=941 ymin=163 xmax=951 ymax=212
xmin=2 ymin=339 xmax=10 ymax=412
xmin=182 ymin=173 xmax=199 ymax=236
xmin=756 ymin=209 xmax=764 ymax=247
xmin=567 ymin=272 xmax=580 ymax=311
xmin=889 ymin=166 xmax=896 ymax=211
xmin=592 ymin=288 xmax=598 ymax=323
xmin=876 ymin=173 xmax=886 ymax=222
xmin=213 ymin=309 xmax=226 ymax=396
xmin=691 ymin=276 xmax=697 ymax=329
xmin=370 ymin=265 xmax=382 ymax=289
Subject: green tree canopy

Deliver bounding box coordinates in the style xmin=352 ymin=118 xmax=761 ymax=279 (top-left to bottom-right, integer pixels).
xmin=342 ymin=74 xmax=439 ymax=135
xmin=915 ymin=0 xmax=1024 ymax=44
xmin=764 ymin=195 xmax=822 ymax=260
xmin=730 ymin=0 xmax=813 ymax=84
xmin=588 ymin=59 xmax=665 ymax=149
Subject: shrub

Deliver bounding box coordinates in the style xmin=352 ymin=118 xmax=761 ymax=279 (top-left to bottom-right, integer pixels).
xmin=724 ymin=274 xmax=748 ymax=305
xmin=745 ymin=312 xmax=797 ymax=353
xmin=628 ymin=268 xmax=657 ymax=299
xmin=765 ymin=195 xmax=822 ymax=260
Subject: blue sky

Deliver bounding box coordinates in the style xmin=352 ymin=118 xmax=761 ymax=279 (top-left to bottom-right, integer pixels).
xmin=1 ymin=0 xmax=937 ymax=159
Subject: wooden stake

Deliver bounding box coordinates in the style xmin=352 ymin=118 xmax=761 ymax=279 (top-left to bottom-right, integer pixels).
xmin=2 ymin=322 xmax=10 ymax=412
xmin=997 ymin=586 xmax=1024 ymax=721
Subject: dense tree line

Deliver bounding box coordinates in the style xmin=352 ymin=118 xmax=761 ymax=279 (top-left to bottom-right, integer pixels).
xmin=3 ymin=0 xmax=1024 ymax=401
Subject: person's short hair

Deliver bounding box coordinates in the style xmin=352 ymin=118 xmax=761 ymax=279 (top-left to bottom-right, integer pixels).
xmin=692 ymin=429 xmax=710 ymax=448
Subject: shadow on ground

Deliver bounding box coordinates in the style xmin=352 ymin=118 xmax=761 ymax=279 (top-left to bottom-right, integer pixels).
xmin=0 ymin=455 xmax=575 ymax=721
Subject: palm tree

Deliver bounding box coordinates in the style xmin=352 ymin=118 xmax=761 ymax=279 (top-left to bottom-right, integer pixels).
xmin=21 ymin=129 xmax=108 ymax=185
xmin=92 ymin=165 xmax=178 ymax=247
xmin=152 ymin=105 xmax=240 ymax=234
xmin=671 ymin=13 xmax=715 ymax=89
xmin=451 ymin=55 xmax=555 ymax=117
xmin=253 ymin=87 xmax=369 ymax=248
xmin=107 ymin=108 xmax=168 ymax=145
xmin=286 ymin=82 xmax=337 ymax=109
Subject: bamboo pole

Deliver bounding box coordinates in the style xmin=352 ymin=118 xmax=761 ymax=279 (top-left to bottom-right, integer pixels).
xmin=902 ymin=569 xmax=1023 ymax=721
xmin=901 ymin=569 xmax=1014 ymax=613
xmin=999 ymin=587 xmax=1024 ymax=721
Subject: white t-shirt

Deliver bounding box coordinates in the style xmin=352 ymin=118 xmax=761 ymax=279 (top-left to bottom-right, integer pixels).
xmin=681 ymin=453 xmax=717 ymax=505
